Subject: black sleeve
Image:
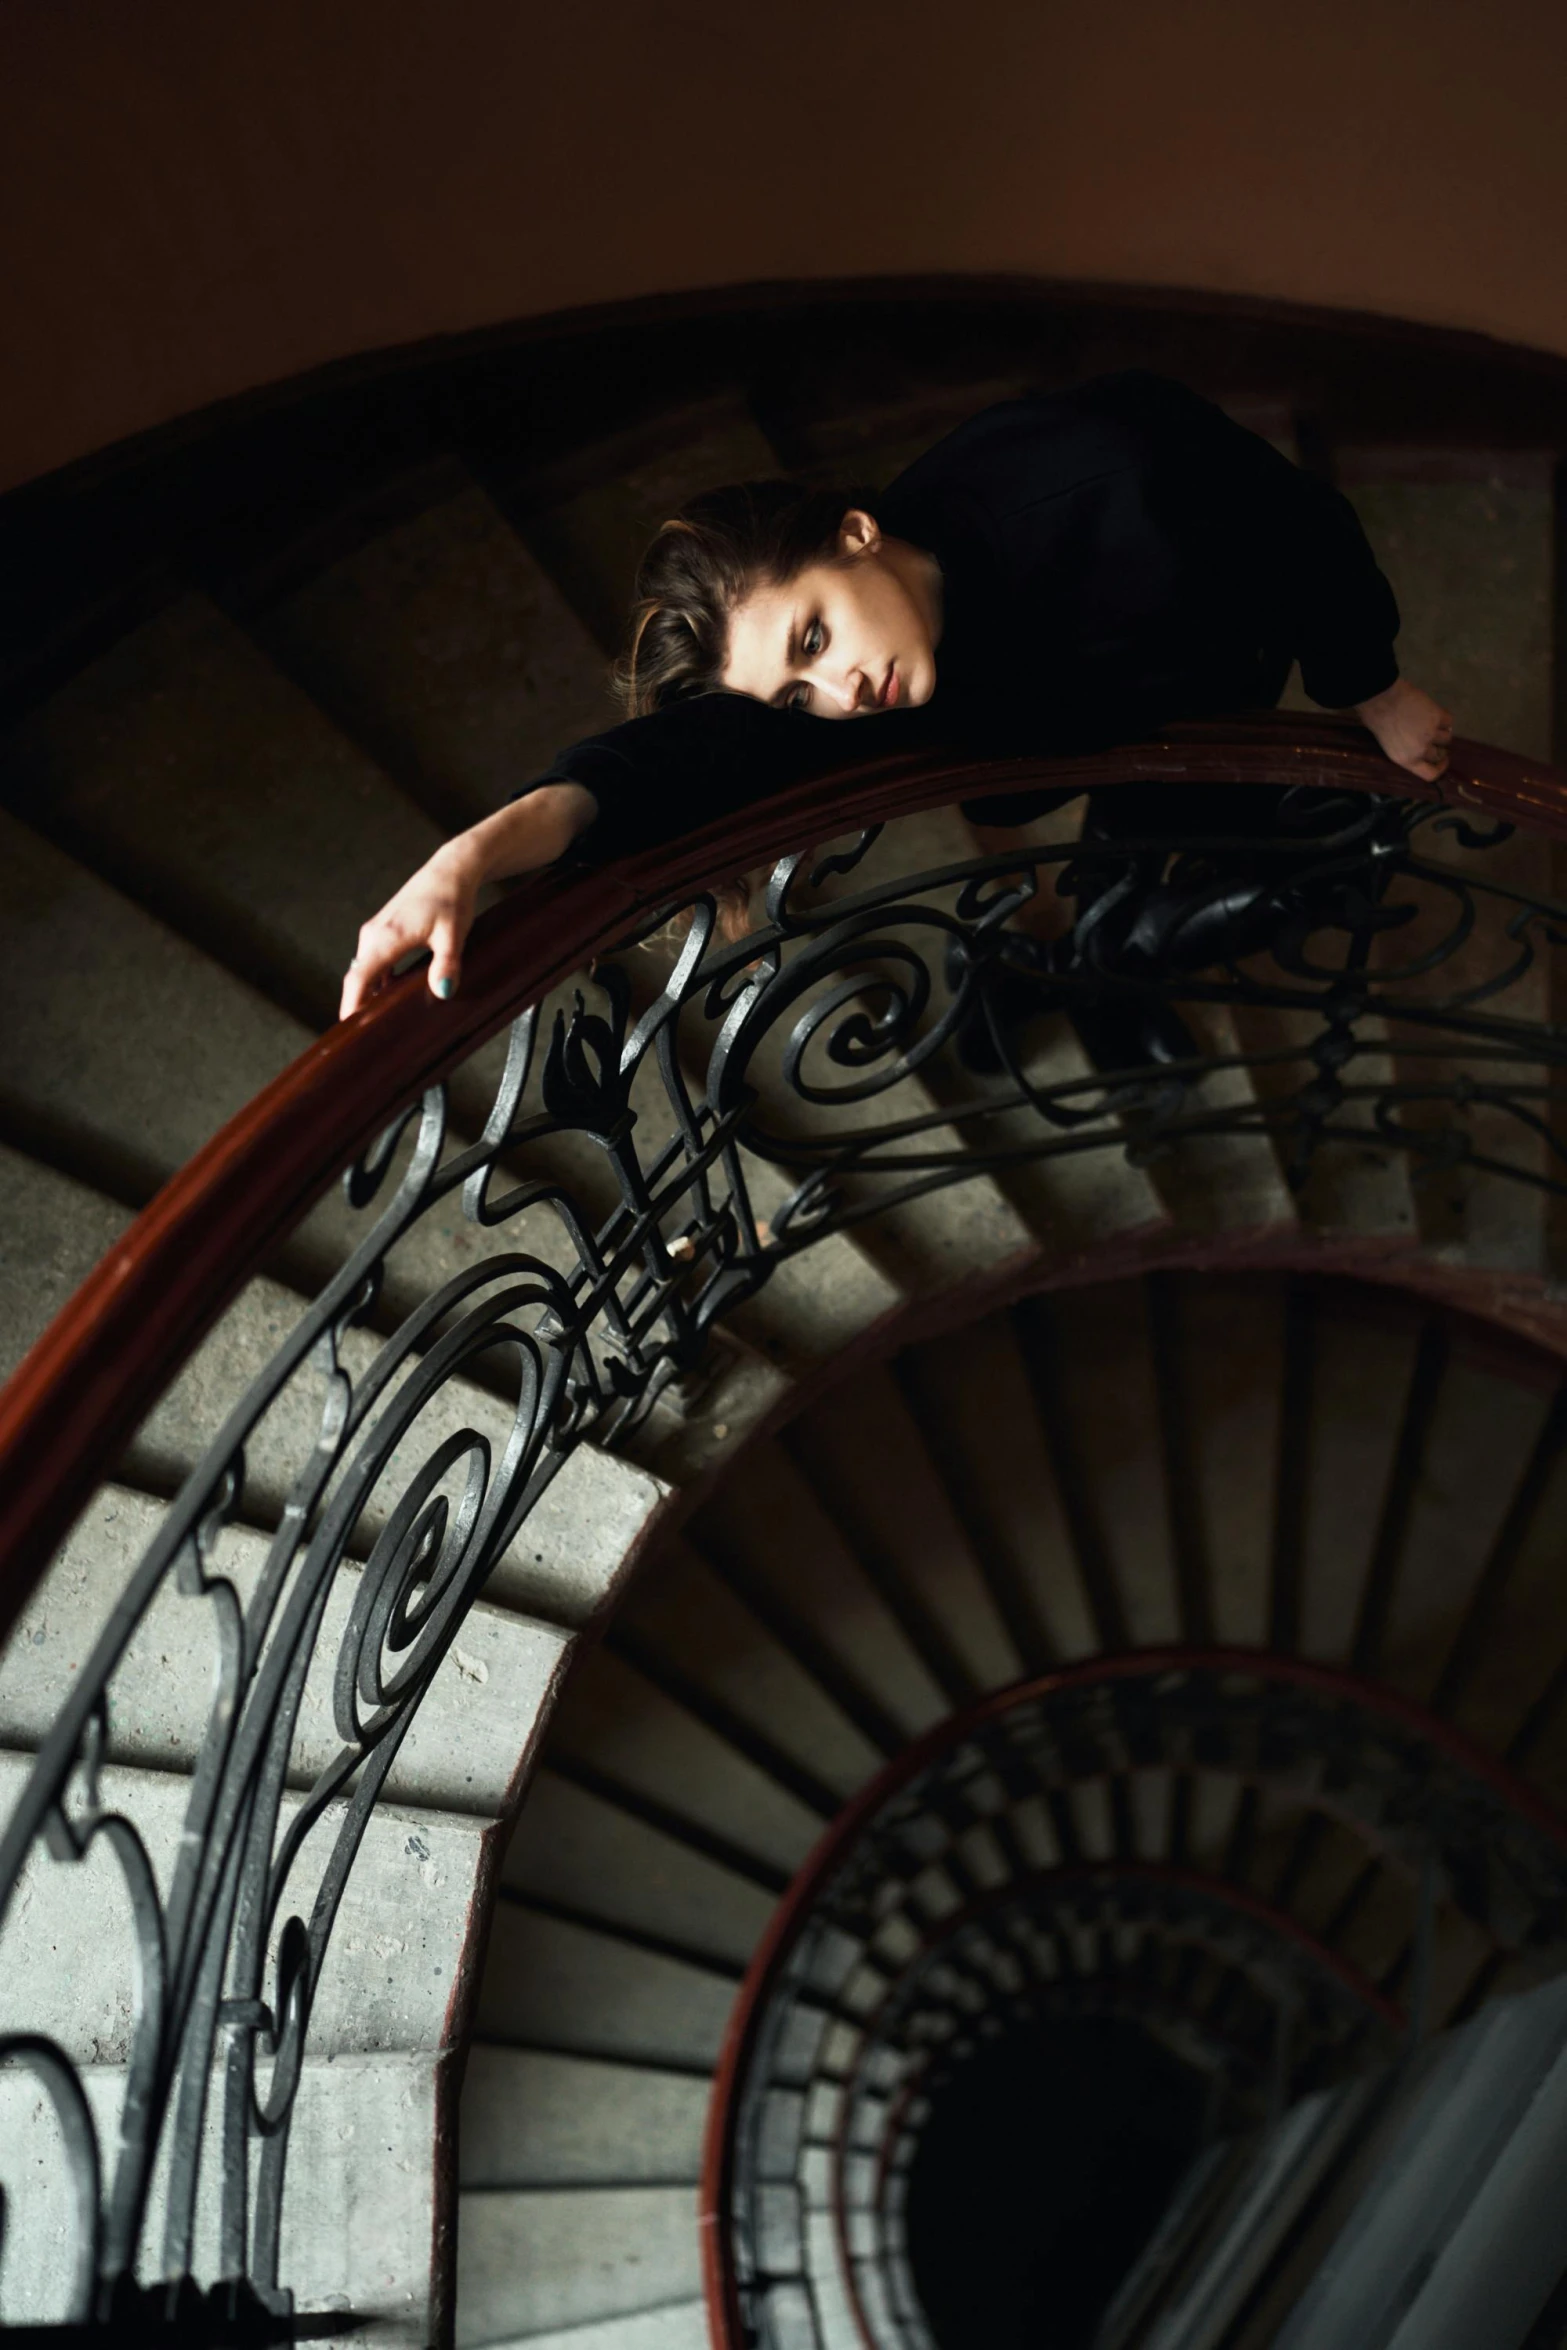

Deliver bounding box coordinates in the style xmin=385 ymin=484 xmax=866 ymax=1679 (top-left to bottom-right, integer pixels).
xmin=1076 ymin=373 xmax=1402 ymax=710
xmin=513 ymin=693 xmax=995 ymax=865
xmin=1247 ymin=455 xmax=1402 ymax=709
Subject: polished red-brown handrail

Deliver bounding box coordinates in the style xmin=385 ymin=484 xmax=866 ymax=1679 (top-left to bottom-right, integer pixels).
xmin=0 ymin=714 xmax=1561 ymax=1654
xmin=697 ymin=1643 xmax=1567 ymax=2349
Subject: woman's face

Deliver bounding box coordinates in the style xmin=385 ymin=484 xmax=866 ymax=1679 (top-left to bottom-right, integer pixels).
xmin=720 ymin=511 xmax=942 ymax=717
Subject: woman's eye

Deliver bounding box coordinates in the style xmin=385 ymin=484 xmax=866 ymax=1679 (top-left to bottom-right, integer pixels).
xmin=802 ymin=620 xmax=824 ymax=657
xmin=787 ymin=682 xmax=811 ymax=711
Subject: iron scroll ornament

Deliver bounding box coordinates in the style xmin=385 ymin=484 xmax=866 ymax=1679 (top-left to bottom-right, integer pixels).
xmin=3 ymin=777 xmax=1567 ymax=2334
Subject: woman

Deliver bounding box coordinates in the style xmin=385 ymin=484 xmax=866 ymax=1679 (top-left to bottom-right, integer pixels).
xmin=338 ymin=371 xmax=1452 ymax=1018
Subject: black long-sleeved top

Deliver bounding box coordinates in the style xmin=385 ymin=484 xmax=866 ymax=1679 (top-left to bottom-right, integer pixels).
xmin=521 ymin=372 xmax=1400 ymax=862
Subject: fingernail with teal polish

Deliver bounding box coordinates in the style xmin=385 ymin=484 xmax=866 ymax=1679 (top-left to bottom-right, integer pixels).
xmin=434 ymin=976 xmax=454 ymax=1001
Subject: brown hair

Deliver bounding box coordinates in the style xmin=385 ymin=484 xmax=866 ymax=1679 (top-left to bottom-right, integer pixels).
xmin=619 ymin=479 xmax=866 ymax=943
xmin=615 ymin=478 xmax=867 ymax=718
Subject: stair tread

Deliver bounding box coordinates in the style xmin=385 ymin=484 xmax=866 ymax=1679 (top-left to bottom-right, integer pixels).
xmin=1343 ymin=466 xmax=1556 ymax=1272
xmin=1341 ymin=467 xmax=1554 ymax=763
xmin=0 ymin=2049 xmax=444 ymax=2346
xmin=0 ymin=1751 xmax=491 ymax=2062
xmin=626 ymin=901 xmax=1041 ymax=1301
xmin=511 ymin=395 xmax=782 ymax=655
xmin=464 ymin=2303 xmax=710 ymax=2350
xmin=459 ymin=2046 xmax=707 ymax=2189
xmin=455 ymin=2185 xmax=701 ymax=2350
xmin=548 ymin=1646 xmax=825 ymax=1877
xmin=788 ymin=1364 xmax=1029 ymax=1691
xmin=0 ymin=811 xmax=310 ymax=1200
xmin=0 ymin=944 xmax=614 ymax=1380
xmin=500 ymin=1768 xmax=774 ymax=1968
xmin=691 ymin=1439 xmax=954 ymax=1739
xmin=618 ymin=1536 xmax=887 ymax=1797
xmin=0 ymin=595 xmax=443 ymax=1024
xmin=0 ymin=1142 xmax=133 ymax=1383
xmin=0 ymin=1482 xmax=571 ymax=1815
xmin=475 ymin=1904 xmax=734 ymax=2070
xmin=250 ymin=470 xmax=618 ymax=829
xmin=125 ymin=1265 xmax=667 ymax=1626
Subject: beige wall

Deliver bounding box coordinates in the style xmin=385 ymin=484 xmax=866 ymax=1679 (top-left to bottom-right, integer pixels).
xmin=4 ymin=0 xmax=1566 ymax=494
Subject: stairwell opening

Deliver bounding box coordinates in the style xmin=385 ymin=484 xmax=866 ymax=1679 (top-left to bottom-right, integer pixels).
xmin=903 ymin=2015 xmax=1208 ymax=2350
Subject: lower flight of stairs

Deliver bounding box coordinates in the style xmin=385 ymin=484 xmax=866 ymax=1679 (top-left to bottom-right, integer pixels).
xmin=456 ymin=1267 xmax=1567 ymax=2346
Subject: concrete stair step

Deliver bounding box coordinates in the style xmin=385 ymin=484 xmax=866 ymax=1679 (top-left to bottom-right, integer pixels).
xmin=0 ymin=2047 xmax=448 ymax=2347
xmin=0 ymin=812 xmax=309 ymax=1205
xmin=0 ymin=1482 xmax=571 ymax=1814
xmin=475 ymin=1904 xmax=734 ymax=2071
xmin=467 ymin=2304 xmax=711 ymax=2350
xmin=1018 ymin=1280 xmax=1201 ymax=1648
xmin=926 ymin=1015 xmax=1172 ymax=1259
xmin=509 ymin=394 xmax=783 ymax=656
xmin=888 ymin=1311 xmax=1120 ymax=1667
xmin=498 ymin=1767 xmax=774 ymax=1970
xmin=0 ymin=595 xmax=443 ymax=1026
xmin=0 ymin=844 xmax=529 ymax=1338
xmin=546 ymin=1646 xmax=825 ymax=1878
xmin=616 ymin=1534 xmax=887 ymax=1800
xmin=1229 ymin=1000 xmax=1418 ymax=1240
xmin=1341 ymin=461 xmax=1554 ymax=764
xmin=1375 ymin=1340 xmax=1556 ymax=1705
xmin=690 ymin=1437 xmax=952 ymax=1743
xmin=123 ymin=1265 xmax=668 ymax=1627
xmin=0 ymin=1753 xmax=490 ymax=2062
xmin=0 ymin=879 xmax=603 ymax=1353
xmin=0 ymin=1146 xmax=670 ymax=1629
xmin=742 ymin=1024 xmax=1040 ymax=1297
xmin=784 ymin=1364 xmax=1023 ymax=1696
xmin=1139 ymin=999 xmax=1297 ymax=1236
xmin=715 ymin=1144 xmax=906 ymax=1371
xmin=459 ymin=2046 xmax=706 ymax=2188
xmin=455 ymin=2185 xmax=701 ymax=2349
xmin=1342 ymin=462 xmax=1556 ymax=1274
xmin=1295 ymin=1302 xmax=1425 ymax=1665
xmin=627 ymin=1328 xmax=797 ymax=1490
xmin=246 ymin=466 xmax=618 ymax=831
xmin=1151 ymin=1274 xmax=1285 ymax=1651
xmin=0 ymin=1143 xmax=133 ymax=1382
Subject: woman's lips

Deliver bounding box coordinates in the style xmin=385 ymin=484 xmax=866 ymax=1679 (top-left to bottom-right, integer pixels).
xmin=880 ymin=663 xmax=900 ymax=708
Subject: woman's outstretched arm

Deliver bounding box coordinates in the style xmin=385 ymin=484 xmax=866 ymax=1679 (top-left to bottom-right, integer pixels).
xmin=338 ymin=782 xmax=597 ymax=1019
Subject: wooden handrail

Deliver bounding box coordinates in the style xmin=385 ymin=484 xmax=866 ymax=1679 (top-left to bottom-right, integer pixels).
xmin=1 ymin=714 xmax=1562 ymax=1654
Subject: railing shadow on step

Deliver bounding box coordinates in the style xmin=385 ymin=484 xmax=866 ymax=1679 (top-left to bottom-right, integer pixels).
xmin=700 ymin=1649 xmax=1567 ymax=2350
xmin=2 ymin=713 xmax=1567 ymax=2337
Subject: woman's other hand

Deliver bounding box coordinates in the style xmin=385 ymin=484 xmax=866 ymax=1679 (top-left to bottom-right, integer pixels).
xmin=337 ymin=783 xmax=597 ymax=1021
xmin=1351 ymin=678 xmax=1454 ymax=783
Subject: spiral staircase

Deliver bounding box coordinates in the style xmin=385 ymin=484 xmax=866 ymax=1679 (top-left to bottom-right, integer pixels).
xmin=3 ymin=292 xmax=1567 ymax=2350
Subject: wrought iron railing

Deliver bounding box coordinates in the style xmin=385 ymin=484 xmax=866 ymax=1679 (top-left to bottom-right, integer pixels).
xmin=702 ymin=1652 xmax=1567 ymax=2350
xmin=2 ymin=718 xmax=1567 ymax=2337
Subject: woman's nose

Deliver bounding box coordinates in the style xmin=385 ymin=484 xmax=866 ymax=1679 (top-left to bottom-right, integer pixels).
xmin=820 ymin=662 xmax=870 ymax=715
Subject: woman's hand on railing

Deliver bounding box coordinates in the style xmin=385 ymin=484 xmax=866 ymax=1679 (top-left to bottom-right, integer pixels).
xmin=338 ymin=784 xmax=597 ymax=1019
xmin=1351 ymin=677 xmax=1455 ymax=783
